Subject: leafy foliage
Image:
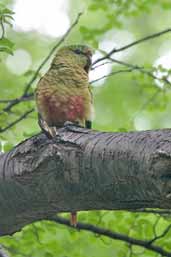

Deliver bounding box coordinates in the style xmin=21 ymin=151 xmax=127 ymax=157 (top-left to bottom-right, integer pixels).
xmin=1 ymin=0 xmax=171 ymax=256
xmin=0 ymin=4 xmax=14 ymax=54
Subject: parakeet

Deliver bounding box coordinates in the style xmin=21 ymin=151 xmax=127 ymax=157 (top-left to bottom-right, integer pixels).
xmin=35 ymin=44 xmax=94 ymax=226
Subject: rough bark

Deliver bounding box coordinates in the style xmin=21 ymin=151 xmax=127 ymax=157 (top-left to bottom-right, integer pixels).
xmin=1 ymin=126 xmax=171 ymax=236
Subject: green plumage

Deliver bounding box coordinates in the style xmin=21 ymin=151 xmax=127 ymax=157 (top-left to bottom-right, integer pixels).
xmin=35 ymin=45 xmax=94 ymax=225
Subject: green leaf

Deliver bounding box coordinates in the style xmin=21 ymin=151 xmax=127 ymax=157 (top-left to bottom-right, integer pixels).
xmin=0 ymin=38 xmax=14 ymax=54
xmin=3 ymin=18 xmax=13 ymax=27
xmin=0 ymin=8 xmax=15 ymax=15
xmin=4 ymin=14 xmax=14 ymax=20
xmin=0 ymin=37 xmax=14 ymax=48
xmin=0 ymin=46 xmax=13 ymax=54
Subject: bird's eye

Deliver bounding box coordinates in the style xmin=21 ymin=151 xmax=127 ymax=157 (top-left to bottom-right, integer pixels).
xmin=74 ymin=49 xmax=82 ymax=55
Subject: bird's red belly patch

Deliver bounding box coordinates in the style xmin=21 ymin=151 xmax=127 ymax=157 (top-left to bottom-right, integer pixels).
xmin=41 ymin=94 xmax=85 ymax=126
xmin=67 ymin=95 xmax=85 ymax=120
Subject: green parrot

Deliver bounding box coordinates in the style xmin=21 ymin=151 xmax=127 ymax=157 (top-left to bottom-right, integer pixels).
xmin=35 ymin=45 xmax=94 ymax=226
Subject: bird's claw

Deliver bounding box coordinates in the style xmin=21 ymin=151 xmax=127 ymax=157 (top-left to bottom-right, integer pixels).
xmin=64 ymin=121 xmax=85 ymax=133
xmin=64 ymin=121 xmax=82 ymax=128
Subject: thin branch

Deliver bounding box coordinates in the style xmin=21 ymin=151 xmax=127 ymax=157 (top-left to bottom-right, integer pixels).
xmin=93 ymin=28 xmax=171 ymax=65
xmin=92 ymin=57 xmax=171 ymax=88
xmin=50 ymin=216 xmax=171 ymax=257
xmin=153 ymin=216 xmax=161 ymax=238
xmin=1 ymin=24 xmax=170 ymax=124
xmin=0 ymin=60 xmax=163 ymax=109
xmin=22 ymin=12 xmax=83 ymax=96
xmin=0 ymin=12 xmax=83 ymax=114
xmin=149 ymin=224 xmax=171 ymax=245
xmin=129 ymin=88 xmax=160 ymax=122
xmin=109 ymin=58 xmax=171 ymax=86
xmin=90 ymin=68 xmax=133 ymax=84
xmin=0 ymin=63 xmax=163 ymax=124
xmin=0 ymin=93 xmax=33 ymax=105
xmin=0 ymin=108 xmax=34 ymax=133
xmin=106 ymin=59 xmax=171 ymax=121
xmin=91 ymin=61 xmax=112 ymax=70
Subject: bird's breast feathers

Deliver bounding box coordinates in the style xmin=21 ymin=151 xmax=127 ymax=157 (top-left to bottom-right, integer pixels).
xmin=36 ymin=84 xmax=93 ymax=127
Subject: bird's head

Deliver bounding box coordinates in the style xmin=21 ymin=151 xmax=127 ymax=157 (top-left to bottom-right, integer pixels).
xmin=53 ymin=45 xmax=93 ymax=73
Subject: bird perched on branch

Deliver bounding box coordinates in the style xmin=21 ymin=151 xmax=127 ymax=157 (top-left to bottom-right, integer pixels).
xmin=35 ymin=44 xmax=94 ymax=226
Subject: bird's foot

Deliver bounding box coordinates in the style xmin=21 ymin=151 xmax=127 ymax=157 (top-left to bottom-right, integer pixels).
xmin=64 ymin=121 xmax=87 ymax=133
xmin=64 ymin=121 xmax=82 ymax=128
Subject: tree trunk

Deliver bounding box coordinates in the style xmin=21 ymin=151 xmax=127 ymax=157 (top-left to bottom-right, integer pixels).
xmin=0 ymin=126 xmax=171 ymax=236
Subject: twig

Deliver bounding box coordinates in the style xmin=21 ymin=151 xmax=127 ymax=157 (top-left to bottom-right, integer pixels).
xmin=50 ymin=216 xmax=171 ymax=257
xmin=0 ymin=93 xmax=33 ymax=106
xmin=90 ymin=68 xmax=133 ymax=84
xmin=148 ymin=224 xmax=171 ymax=245
xmin=91 ymin=61 xmax=112 ymax=70
xmin=23 ymin=12 xmax=83 ymax=96
xmin=129 ymin=88 xmax=160 ymax=122
xmin=91 ymin=57 xmax=171 ymax=88
xmin=109 ymin=58 xmax=171 ymax=86
xmin=0 ymin=13 xmax=82 ymax=131
xmin=93 ymin=28 xmax=171 ymax=65
xmin=1 ymin=23 xmax=171 ymax=124
xmin=152 ymin=216 xmax=161 ymax=238
xmin=0 ymin=12 xmax=83 ymax=114
xmin=109 ymin=59 xmax=166 ymax=121
xmin=0 ymin=109 xmax=34 ymax=133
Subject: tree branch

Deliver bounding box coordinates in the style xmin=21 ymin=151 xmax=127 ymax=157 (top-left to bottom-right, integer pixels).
xmin=109 ymin=58 xmax=171 ymax=86
xmin=22 ymin=12 xmax=83 ymax=96
xmin=0 ymin=12 xmax=83 ymax=114
xmin=90 ymin=68 xmax=133 ymax=84
xmin=93 ymin=28 xmax=171 ymax=65
xmin=129 ymin=88 xmax=161 ymax=122
xmin=1 ymin=127 xmax=171 ymax=235
xmin=50 ymin=216 xmax=171 ymax=257
xmin=0 ymin=108 xmax=34 ymax=133
xmin=1 ymin=26 xmax=171 ymax=115
xmin=0 ymin=93 xmax=33 ymax=106
xmin=149 ymin=224 xmax=171 ymax=244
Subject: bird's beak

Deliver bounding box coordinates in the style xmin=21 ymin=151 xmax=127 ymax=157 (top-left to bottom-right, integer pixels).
xmin=84 ymin=58 xmax=91 ymax=73
xmin=84 ymin=52 xmax=92 ymax=73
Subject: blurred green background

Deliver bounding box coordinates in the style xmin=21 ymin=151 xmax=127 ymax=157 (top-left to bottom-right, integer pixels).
xmin=1 ymin=0 xmax=171 ymax=256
